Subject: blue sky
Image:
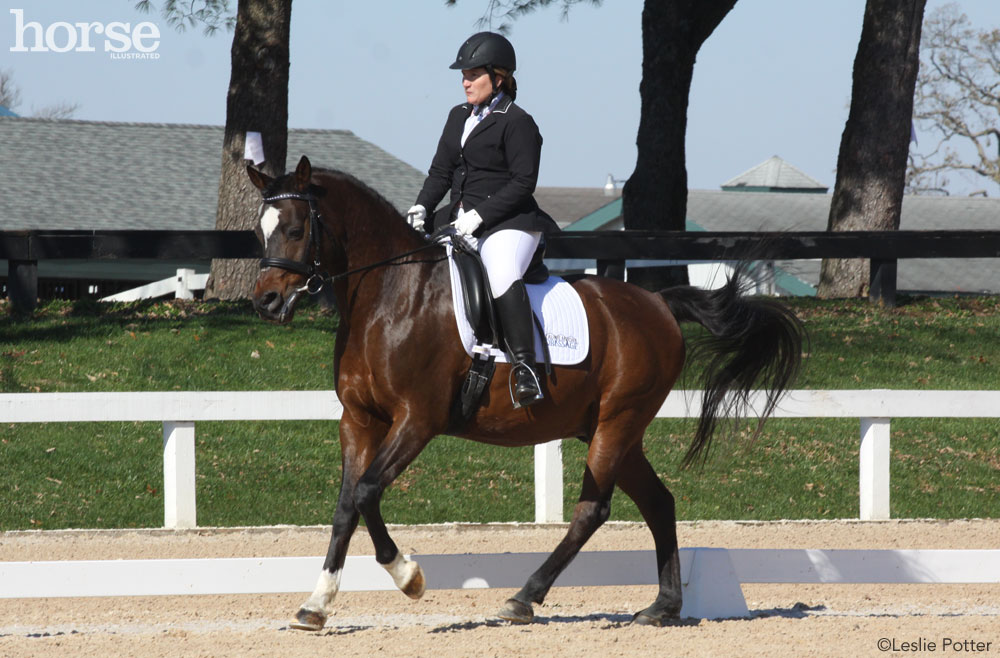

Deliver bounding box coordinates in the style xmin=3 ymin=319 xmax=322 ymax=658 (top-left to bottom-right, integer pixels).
xmin=4 ymin=1 xmax=999 ymax=193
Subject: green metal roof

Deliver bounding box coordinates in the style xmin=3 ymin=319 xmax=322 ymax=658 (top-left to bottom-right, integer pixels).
xmin=564 ymin=197 xmax=714 ymax=233
xmin=565 ymin=197 xmax=623 ymax=232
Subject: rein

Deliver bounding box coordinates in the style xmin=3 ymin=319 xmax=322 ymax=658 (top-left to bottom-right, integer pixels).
xmin=259 ymin=191 xmax=444 ymax=294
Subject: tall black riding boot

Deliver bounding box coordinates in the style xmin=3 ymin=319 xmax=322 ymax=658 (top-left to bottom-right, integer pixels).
xmin=494 ymin=280 xmax=543 ymax=408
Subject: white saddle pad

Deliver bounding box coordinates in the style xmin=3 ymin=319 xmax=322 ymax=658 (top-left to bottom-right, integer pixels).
xmin=447 ymin=246 xmax=590 ymax=366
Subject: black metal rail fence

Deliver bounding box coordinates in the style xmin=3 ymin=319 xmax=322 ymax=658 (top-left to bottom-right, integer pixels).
xmin=3 ymin=229 xmax=1000 ymax=312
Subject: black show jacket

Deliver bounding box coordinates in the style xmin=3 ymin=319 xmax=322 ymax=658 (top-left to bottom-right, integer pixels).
xmin=415 ymin=95 xmax=559 ymax=239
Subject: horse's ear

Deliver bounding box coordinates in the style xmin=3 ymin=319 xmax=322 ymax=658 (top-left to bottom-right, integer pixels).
xmin=294 ymin=155 xmax=312 ymax=192
xmin=246 ymin=165 xmax=273 ymax=192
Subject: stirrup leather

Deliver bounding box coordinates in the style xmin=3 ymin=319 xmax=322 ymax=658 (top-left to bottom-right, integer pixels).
xmin=509 ymin=361 xmax=543 ymax=409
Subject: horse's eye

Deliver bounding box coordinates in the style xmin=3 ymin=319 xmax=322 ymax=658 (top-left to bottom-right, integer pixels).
xmin=287 ymin=226 xmax=305 ymax=240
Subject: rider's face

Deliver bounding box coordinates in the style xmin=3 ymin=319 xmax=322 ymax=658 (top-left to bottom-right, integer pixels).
xmin=462 ymin=68 xmax=495 ymax=106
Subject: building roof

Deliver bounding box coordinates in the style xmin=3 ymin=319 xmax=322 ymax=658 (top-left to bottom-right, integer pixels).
xmin=534 ymin=186 xmax=622 ymax=229
xmin=0 ymin=105 xmax=18 ymax=117
xmin=721 ymin=155 xmax=828 ymax=193
xmin=566 ymin=190 xmax=1000 ymax=295
xmin=0 ymin=116 xmax=425 ymax=231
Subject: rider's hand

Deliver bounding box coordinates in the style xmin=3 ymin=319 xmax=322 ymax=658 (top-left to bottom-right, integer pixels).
xmin=406 ymin=204 xmax=427 ymax=231
xmin=453 ymin=209 xmax=483 ymax=237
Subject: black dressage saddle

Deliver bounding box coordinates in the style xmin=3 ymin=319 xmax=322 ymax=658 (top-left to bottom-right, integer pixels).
xmin=451 ymin=239 xmax=549 ymax=344
xmin=449 ymin=237 xmax=550 ymax=423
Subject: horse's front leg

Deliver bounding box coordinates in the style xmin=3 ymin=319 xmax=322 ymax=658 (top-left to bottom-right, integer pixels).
xmin=290 ymin=414 xmax=386 ymax=632
xmin=352 ymin=418 xmax=434 ymax=599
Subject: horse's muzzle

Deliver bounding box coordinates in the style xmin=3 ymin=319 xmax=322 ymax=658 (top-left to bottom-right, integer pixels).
xmin=254 ymin=289 xmax=301 ymax=324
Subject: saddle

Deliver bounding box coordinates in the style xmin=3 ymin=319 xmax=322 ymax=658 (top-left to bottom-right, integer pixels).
xmin=449 ymin=237 xmax=551 ymax=422
xmin=451 ymin=238 xmax=550 ymax=342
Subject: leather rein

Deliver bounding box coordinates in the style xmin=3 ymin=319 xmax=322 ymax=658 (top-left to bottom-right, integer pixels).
xmin=258 ymin=191 xmax=444 ymax=294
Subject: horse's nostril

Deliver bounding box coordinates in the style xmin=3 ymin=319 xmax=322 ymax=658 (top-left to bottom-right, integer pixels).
xmin=258 ymin=291 xmax=282 ymax=314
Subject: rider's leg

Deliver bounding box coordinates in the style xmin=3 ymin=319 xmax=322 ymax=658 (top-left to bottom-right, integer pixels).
xmin=480 ymin=230 xmax=543 ymax=407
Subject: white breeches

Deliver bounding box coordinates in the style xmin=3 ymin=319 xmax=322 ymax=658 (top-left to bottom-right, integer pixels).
xmin=479 ymin=229 xmax=542 ymax=297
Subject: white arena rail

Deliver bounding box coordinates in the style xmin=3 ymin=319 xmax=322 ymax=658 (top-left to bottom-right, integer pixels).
xmin=2 ymin=389 xmax=999 ymax=527
xmin=4 ymin=547 xmax=1000 ymax=619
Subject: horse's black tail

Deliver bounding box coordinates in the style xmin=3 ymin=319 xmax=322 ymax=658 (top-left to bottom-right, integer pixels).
xmin=659 ymin=262 xmax=804 ymax=468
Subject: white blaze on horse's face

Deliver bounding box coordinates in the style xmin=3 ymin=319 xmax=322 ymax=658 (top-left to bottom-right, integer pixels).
xmin=260 ymin=205 xmax=281 ymax=249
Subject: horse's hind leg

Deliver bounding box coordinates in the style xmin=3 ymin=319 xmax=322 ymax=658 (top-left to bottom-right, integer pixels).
xmin=615 ymin=444 xmax=683 ymax=625
xmin=497 ymin=430 xmax=631 ymax=624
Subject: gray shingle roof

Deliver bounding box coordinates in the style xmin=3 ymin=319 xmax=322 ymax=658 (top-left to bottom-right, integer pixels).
xmin=0 ymin=116 xmax=425 ymax=231
xmin=721 ymin=156 xmax=828 ymax=193
xmin=534 ymin=187 xmax=622 ymax=229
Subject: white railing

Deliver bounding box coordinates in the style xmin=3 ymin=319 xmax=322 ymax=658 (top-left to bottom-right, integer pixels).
xmin=2 ymin=389 xmax=998 ymax=528
xmin=100 ymin=268 xmax=208 ymax=302
xmin=6 ymin=547 xmax=1000 ymax=619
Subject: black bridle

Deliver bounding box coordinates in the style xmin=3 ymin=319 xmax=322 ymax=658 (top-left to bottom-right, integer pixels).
xmin=259 ymin=191 xmax=329 ymax=294
xmin=258 ymin=190 xmax=447 ymax=294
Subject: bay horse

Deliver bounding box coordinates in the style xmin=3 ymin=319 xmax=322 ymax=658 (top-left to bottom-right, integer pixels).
xmin=248 ymin=155 xmax=802 ymax=629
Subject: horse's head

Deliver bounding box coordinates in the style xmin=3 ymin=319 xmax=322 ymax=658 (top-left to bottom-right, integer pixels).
xmin=248 ymin=155 xmax=325 ymax=324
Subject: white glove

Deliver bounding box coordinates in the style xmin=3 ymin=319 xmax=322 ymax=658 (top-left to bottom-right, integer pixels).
xmin=453 ymin=209 xmax=483 ymax=236
xmin=406 ymin=204 xmax=427 ymax=231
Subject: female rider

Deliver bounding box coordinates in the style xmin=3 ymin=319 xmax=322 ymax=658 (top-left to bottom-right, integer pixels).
xmin=407 ymin=32 xmax=558 ymax=408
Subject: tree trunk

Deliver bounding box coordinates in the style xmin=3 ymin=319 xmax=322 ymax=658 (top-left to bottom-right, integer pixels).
xmin=205 ymin=0 xmax=292 ymax=300
xmin=818 ymin=0 xmax=926 ymax=298
xmin=622 ymin=0 xmax=737 ymax=291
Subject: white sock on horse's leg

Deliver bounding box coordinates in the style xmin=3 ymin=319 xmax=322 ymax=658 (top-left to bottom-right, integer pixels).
xmin=383 ymin=553 xmax=426 ymax=599
xmin=301 ymin=569 xmax=342 ymax=614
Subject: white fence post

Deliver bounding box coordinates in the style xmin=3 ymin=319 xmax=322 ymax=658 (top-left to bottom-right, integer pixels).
xmin=859 ymin=417 xmax=891 ymax=520
xmin=163 ymin=421 xmax=197 ymax=529
xmin=534 ymin=440 xmax=563 ymax=523
xmin=7 ymin=390 xmax=1000 ymax=524
xmin=175 ymin=268 xmax=196 ymax=300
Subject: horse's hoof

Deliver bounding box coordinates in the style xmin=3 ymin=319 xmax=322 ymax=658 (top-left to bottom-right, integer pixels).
xmin=631 ymin=604 xmax=679 ymax=627
xmin=401 ymin=562 xmax=426 ymax=600
xmin=632 ymin=611 xmax=664 ymax=627
xmin=496 ymin=598 xmax=534 ymax=624
xmin=288 ymin=608 xmax=327 ymax=632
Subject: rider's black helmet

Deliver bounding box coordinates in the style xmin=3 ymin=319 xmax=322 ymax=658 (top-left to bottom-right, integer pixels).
xmin=449 ymin=32 xmax=516 ymax=72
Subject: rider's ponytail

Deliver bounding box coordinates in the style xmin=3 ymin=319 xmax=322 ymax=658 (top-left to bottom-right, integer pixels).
xmin=494 ymin=67 xmax=517 ymax=101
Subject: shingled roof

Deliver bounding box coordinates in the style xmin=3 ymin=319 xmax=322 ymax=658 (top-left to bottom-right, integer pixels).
xmin=534 ymin=187 xmax=622 ymax=229
xmin=721 ymin=156 xmax=828 ymax=193
xmin=0 ymin=116 xmax=425 ymax=231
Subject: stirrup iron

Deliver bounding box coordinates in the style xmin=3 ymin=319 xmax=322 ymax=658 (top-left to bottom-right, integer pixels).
xmin=509 ymin=362 xmax=543 ymax=409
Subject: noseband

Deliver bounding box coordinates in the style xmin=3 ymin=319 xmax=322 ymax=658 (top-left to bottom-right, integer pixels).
xmin=259 ymin=191 xmax=329 ymax=295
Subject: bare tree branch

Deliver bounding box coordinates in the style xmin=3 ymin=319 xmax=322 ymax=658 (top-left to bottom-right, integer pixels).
xmin=1 ymin=68 xmax=79 ymax=118
xmin=907 ymin=3 xmax=1000 ymax=196
xmin=0 ymin=69 xmax=22 ymax=111
xmin=30 ymin=102 xmax=81 ymax=120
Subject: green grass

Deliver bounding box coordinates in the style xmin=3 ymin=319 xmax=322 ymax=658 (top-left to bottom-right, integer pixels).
xmin=2 ymin=295 xmax=999 ymax=530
